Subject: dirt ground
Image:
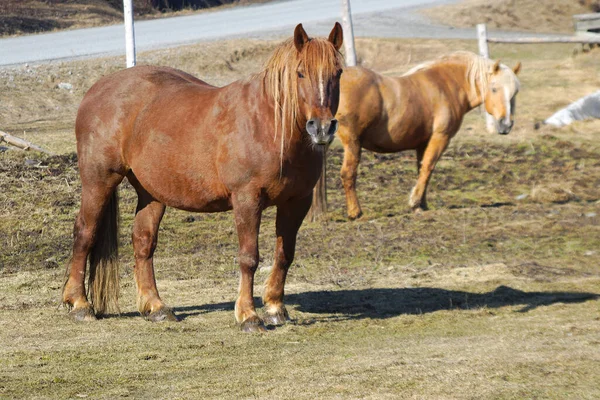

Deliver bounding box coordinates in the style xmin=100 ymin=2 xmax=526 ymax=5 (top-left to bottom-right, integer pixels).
xmin=422 ymin=0 xmax=596 ymax=33
xmin=1 ymin=36 xmax=599 ymax=398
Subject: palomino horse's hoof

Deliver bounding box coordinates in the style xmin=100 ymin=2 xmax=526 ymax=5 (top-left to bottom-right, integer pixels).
xmin=263 ymin=308 xmax=290 ymax=326
xmin=411 ymin=205 xmax=428 ymax=215
xmin=348 ymin=210 xmax=363 ymax=221
xmin=69 ymin=307 xmax=97 ymax=322
xmin=240 ymin=315 xmax=267 ymax=333
xmin=144 ymin=307 xmax=178 ymax=322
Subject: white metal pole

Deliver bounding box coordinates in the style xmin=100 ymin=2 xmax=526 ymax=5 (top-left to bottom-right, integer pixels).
xmin=341 ymin=0 xmax=357 ymax=67
xmin=124 ymin=0 xmax=136 ymax=68
xmin=477 ymin=23 xmax=495 ymax=133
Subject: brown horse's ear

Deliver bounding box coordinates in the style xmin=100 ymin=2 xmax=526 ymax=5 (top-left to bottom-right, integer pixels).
xmin=491 ymin=60 xmax=501 ymax=74
xmin=328 ymin=22 xmax=344 ymax=51
xmin=294 ymin=24 xmax=310 ymax=52
xmin=513 ymin=61 xmax=522 ymax=75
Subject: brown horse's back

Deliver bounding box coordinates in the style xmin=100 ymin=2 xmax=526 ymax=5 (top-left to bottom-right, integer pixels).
xmin=76 ymin=66 xmax=213 ymax=174
xmin=76 ymin=66 xmax=244 ymax=212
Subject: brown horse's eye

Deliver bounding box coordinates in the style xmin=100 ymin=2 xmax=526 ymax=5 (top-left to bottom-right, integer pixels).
xmin=297 ymin=71 xmax=305 ymax=78
xmin=491 ymin=87 xmax=498 ymax=93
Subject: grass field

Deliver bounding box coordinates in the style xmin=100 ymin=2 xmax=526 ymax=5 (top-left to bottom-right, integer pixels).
xmin=1 ymin=37 xmax=599 ymax=398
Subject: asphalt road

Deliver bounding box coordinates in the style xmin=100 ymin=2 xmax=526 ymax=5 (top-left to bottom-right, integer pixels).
xmin=0 ymin=0 xmax=559 ymax=67
xmin=0 ymin=0 xmax=453 ymax=66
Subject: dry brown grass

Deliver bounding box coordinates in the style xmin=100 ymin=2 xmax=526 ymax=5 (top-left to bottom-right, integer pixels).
xmin=0 ymin=0 xmax=127 ymax=36
xmin=1 ymin=37 xmax=600 ymax=398
xmin=422 ymin=0 xmax=594 ymax=34
xmin=0 ymin=0 xmax=272 ymax=37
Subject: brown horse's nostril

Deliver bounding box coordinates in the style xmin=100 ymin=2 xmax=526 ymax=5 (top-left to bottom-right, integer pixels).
xmin=306 ymin=118 xmax=319 ymax=136
xmin=329 ymin=119 xmax=339 ymax=135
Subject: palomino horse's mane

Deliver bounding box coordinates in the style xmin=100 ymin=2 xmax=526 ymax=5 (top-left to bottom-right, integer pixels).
xmin=403 ymin=51 xmax=519 ymax=103
xmin=260 ymin=37 xmax=343 ymax=162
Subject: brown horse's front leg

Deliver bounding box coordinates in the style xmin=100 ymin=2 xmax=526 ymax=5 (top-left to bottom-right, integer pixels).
xmin=263 ymin=195 xmax=312 ymax=326
xmin=232 ymin=192 xmax=265 ymax=333
xmin=340 ymin=137 xmax=363 ymax=220
xmin=131 ymin=191 xmax=174 ymax=322
xmin=409 ymin=133 xmax=450 ymax=212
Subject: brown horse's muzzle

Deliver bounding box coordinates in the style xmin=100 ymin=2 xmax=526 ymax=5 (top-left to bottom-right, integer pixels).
xmin=306 ymin=118 xmax=338 ymax=145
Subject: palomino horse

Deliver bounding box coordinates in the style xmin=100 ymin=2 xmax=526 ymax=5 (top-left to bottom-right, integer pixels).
xmin=62 ymin=23 xmax=344 ymax=332
xmin=334 ymin=51 xmax=521 ymax=219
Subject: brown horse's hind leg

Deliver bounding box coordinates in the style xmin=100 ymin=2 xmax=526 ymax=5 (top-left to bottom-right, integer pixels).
xmin=63 ymin=174 xmax=123 ymax=321
xmin=340 ymin=136 xmax=363 ymax=220
xmin=409 ymin=133 xmax=450 ymax=212
xmin=232 ymin=192 xmax=265 ymax=333
xmin=263 ymin=194 xmax=312 ymax=326
xmin=128 ymin=176 xmax=175 ymax=322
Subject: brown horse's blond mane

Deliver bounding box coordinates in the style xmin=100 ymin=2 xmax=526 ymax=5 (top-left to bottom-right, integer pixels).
xmin=404 ymin=51 xmax=500 ymax=102
xmin=261 ymin=37 xmax=343 ymax=162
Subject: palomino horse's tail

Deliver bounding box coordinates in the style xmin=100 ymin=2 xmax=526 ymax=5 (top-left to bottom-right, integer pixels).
xmin=88 ymin=189 xmax=120 ymax=316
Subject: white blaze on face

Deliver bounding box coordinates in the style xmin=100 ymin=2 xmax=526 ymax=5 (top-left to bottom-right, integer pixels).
xmin=319 ymin=68 xmax=325 ymax=106
xmin=504 ymin=85 xmax=512 ymax=125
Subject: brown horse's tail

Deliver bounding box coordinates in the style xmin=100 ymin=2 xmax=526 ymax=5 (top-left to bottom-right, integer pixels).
xmin=88 ymin=189 xmax=120 ymax=316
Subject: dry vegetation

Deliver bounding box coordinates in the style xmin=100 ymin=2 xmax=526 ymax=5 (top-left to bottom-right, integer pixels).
xmin=0 ymin=0 xmax=270 ymax=36
xmin=1 ymin=36 xmax=600 ymax=398
xmin=422 ymin=0 xmax=599 ymax=33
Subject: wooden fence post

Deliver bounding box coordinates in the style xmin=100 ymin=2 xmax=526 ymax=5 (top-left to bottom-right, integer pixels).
xmin=341 ymin=0 xmax=357 ymax=67
xmin=477 ymin=23 xmax=495 ymax=133
xmin=124 ymin=0 xmax=136 ymax=68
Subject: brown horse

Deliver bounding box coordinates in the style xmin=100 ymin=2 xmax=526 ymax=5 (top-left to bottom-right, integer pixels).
xmin=62 ymin=23 xmax=344 ymax=332
xmin=334 ymin=51 xmax=521 ymax=219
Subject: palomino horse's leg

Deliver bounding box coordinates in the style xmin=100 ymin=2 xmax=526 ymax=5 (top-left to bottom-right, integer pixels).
xmin=63 ymin=174 xmax=123 ymax=321
xmin=129 ymin=177 xmax=175 ymax=322
xmin=414 ymin=145 xmax=427 ymax=210
xmin=409 ymin=132 xmax=450 ymax=212
xmin=232 ymin=192 xmax=265 ymax=332
xmin=340 ymin=137 xmax=363 ymax=220
xmin=263 ymin=194 xmax=312 ymax=326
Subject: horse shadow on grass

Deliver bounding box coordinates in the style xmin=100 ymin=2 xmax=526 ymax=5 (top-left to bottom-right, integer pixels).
xmin=172 ymin=285 xmax=599 ymax=323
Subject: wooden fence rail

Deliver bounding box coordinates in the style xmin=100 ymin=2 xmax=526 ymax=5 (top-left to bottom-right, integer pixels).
xmin=487 ymin=36 xmax=600 ymax=44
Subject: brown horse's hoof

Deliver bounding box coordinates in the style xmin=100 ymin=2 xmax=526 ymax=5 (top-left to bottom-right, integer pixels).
xmin=69 ymin=307 xmax=97 ymax=322
xmin=263 ymin=308 xmax=290 ymax=326
xmin=144 ymin=307 xmax=178 ymax=322
xmin=240 ymin=315 xmax=267 ymax=333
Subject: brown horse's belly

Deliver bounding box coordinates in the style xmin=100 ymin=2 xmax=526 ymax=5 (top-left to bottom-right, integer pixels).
xmin=127 ymin=163 xmax=233 ymax=213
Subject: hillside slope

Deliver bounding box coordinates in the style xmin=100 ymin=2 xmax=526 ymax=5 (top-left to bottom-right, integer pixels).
xmin=422 ymin=0 xmax=597 ymax=33
xmin=0 ymin=0 xmax=267 ymax=36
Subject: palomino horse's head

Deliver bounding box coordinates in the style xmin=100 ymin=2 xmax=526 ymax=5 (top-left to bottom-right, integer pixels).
xmin=484 ymin=60 xmax=521 ymax=135
xmin=265 ymin=23 xmax=344 ymax=147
